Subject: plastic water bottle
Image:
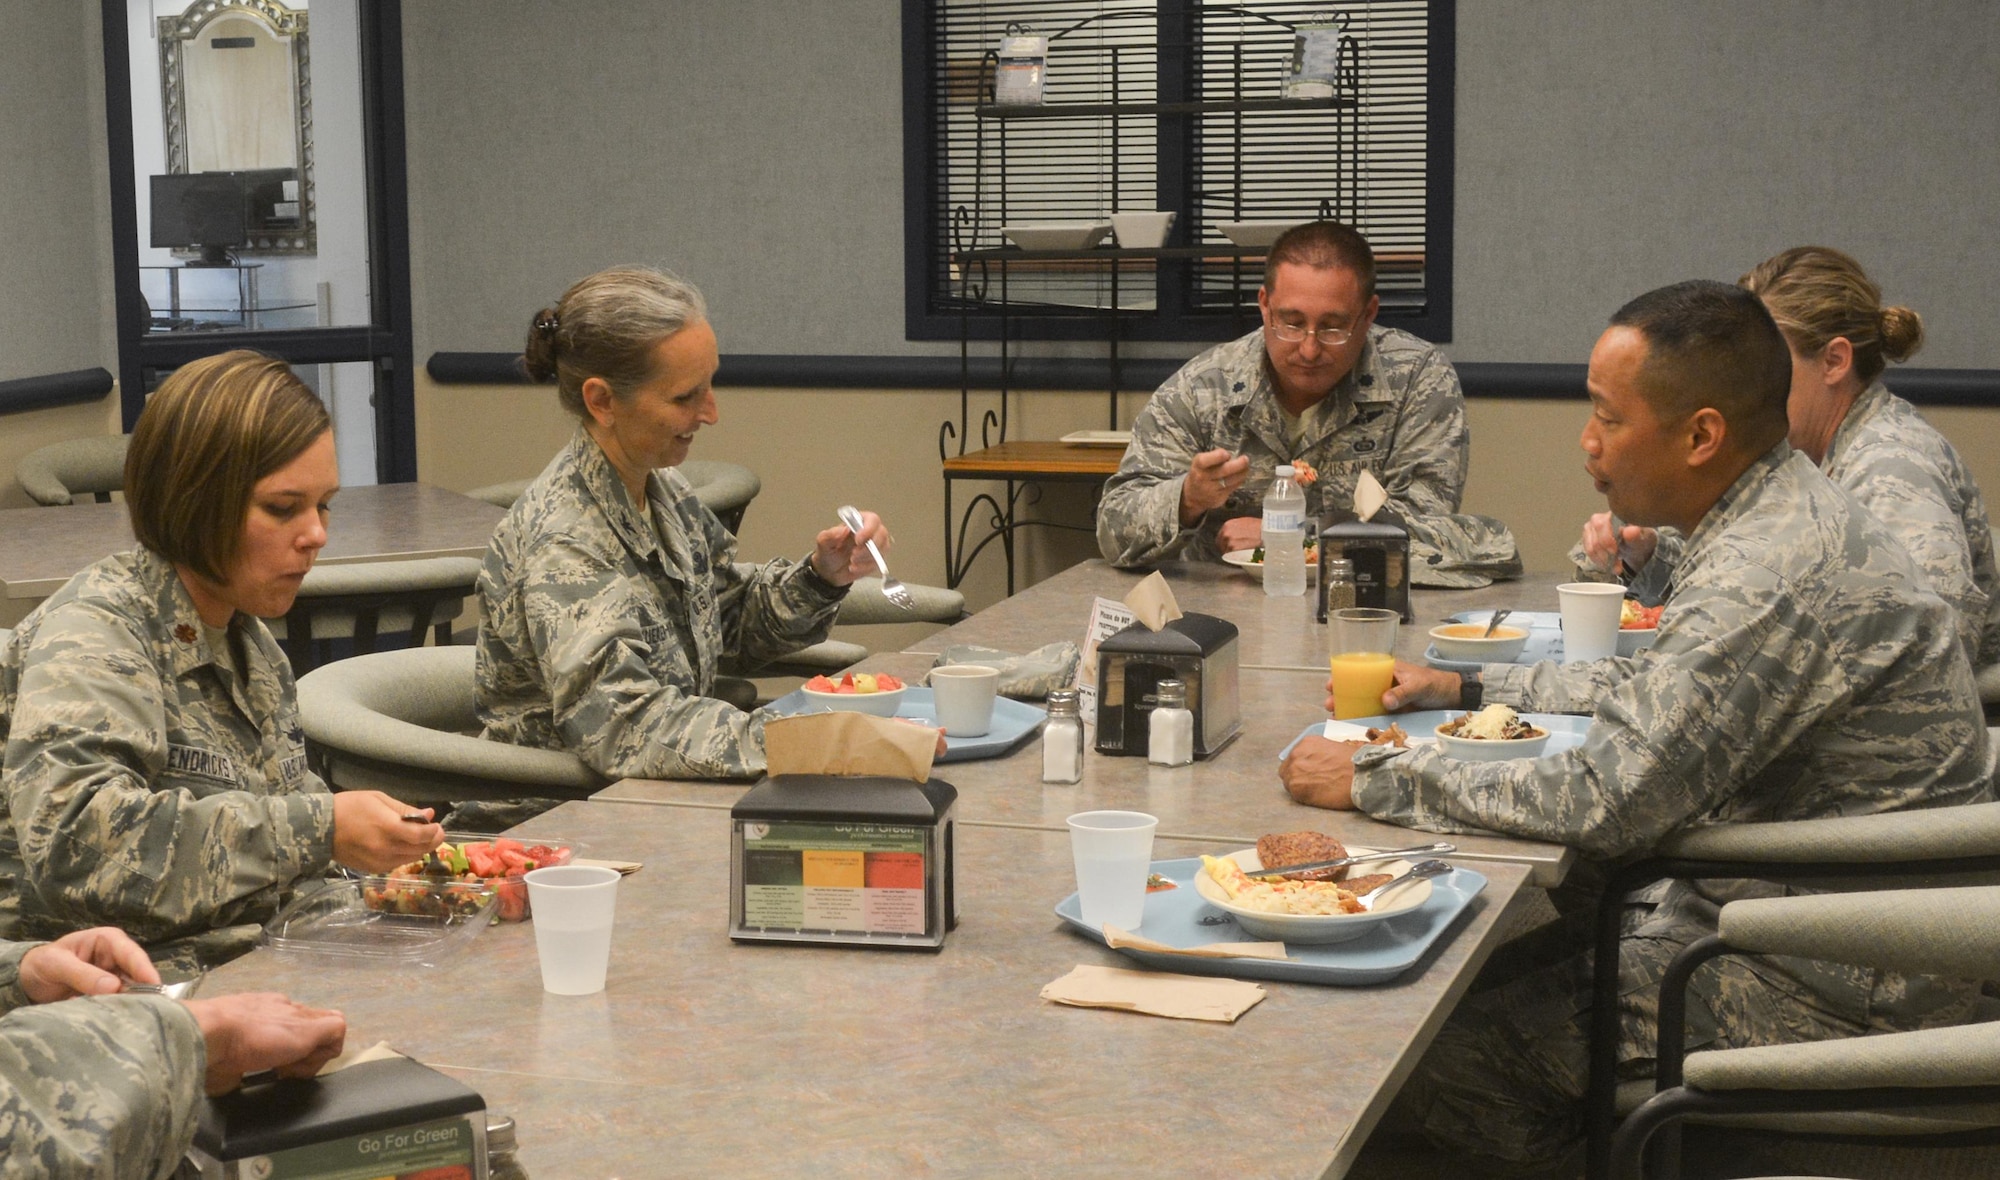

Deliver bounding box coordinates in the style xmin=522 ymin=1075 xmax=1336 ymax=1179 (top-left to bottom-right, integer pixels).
xmin=1263 ymin=465 xmax=1307 ymax=597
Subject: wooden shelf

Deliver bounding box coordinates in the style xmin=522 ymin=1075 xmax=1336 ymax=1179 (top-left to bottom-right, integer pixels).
xmin=942 ymin=441 xmax=1124 ymax=480
xmin=976 ymin=96 xmax=1353 ymax=120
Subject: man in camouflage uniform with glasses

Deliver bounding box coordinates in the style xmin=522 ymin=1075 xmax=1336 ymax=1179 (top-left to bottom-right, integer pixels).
xmin=1097 ymin=220 xmax=1473 ymax=569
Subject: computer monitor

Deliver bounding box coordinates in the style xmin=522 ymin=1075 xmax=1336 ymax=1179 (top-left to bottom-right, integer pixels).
xmin=151 ymin=172 xmax=248 ymax=266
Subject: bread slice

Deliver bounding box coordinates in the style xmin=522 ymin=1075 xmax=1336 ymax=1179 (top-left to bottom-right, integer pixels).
xmin=1254 ymin=831 xmax=1349 ymax=881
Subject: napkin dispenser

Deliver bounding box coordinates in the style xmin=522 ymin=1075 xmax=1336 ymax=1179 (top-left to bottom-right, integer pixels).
xmin=1093 ymin=613 xmax=1241 ymax=759
xmin=730 ymin=774 xmax=959 ymax=950
xmin=184 ymin=1057 xmax=487 ymax=1179
xmin=1317 ymin=519 xmax=1413 ymax=622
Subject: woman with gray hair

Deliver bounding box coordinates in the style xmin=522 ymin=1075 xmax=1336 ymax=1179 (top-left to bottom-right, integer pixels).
xmin=475 ymin=265 xmax=893 ymax=790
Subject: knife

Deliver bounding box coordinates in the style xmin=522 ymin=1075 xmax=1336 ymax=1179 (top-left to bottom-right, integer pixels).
xmin=1246 ymin=840 xmax=1455 ymax=880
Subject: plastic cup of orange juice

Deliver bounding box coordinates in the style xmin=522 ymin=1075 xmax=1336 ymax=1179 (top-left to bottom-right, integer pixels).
xmin=1329 ymin=608 xmax=1400 ymax=719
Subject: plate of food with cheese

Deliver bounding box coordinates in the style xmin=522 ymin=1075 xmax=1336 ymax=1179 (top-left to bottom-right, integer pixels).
xmin=1193 ymin=832 xmax=1434 ymax=944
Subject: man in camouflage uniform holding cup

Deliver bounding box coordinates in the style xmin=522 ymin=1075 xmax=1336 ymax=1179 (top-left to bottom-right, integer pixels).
xmin=1283 ymin=281 xmax=1994 ymax=1174
xmin=1096 ymin=221 xmax=1470 ymax=567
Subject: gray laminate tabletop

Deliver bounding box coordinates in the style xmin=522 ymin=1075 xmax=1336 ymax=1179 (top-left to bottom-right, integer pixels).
xmin=901 ymin=558 xmax=1573 ymax=671
xmin=0 ymin=483 xmax=507 ymax=599
xmin=601 ymin=652 xmax=1575 ymax=886
xmin=206 ymin=801 xmax=1534 ymax=1179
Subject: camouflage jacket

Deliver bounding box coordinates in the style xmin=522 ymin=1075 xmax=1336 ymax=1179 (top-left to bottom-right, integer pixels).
xmin=0 ymin=549 xmax=333 ymax=965
xmin=1097 ymin=325 xmax=1469 ymax=566
xmin=1608 ymin=382 xmax=2000 ymax=674
xmin=477 ymin=430 xmax=845 ymax=780
xmin=1356 ymin=443 xmax=1992 ymax=1027
xmin=0 ymin=944 xmax=202 ymax=1179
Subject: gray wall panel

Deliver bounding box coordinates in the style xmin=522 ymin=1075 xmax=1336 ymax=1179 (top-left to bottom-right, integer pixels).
xmin=402 ymin=1 xmax=2000 ymax=368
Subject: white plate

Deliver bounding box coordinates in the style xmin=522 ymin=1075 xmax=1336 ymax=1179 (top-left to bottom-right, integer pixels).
xmin=1193 ymin=847 xmax=1431 ymax=944
xmin=1218 ymin=219 xmax=1307 ymax=248
xmin=1059 ymin=430 xmax=1132 ymax=447
xmin=1000 ymin=222 xmax=1113 ymax=250
xmin=1220 ymin=548 xmax=1319 ymax=577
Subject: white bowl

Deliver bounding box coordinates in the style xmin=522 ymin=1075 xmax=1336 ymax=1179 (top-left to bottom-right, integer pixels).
xmin=1000 ymin=222 xmax=1112 ymax=250
xmin=1192 ymin=848 xmax=1433 ymax=944
xmin=1617 ymin=628 xmax=1658 ymax=657
xmin=1434 ymin=721 xmax=1551 ymax=761
xmin=798 ymin=684 xmax=906 ymax=718
xmin=1428 ymin=623 xmax=1529 ymax=663
xmin=1110 ymin=211 xmax=1176 ymax=248
xmin=1218 ymin=219 xmax=1307 ymax=248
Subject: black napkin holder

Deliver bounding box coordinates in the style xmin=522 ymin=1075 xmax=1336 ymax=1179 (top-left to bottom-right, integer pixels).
xmin=1318 ymin=517 xmax=1413 ymax=622
xmin=184 ymin=1057 xmax=486 ymax=1178
xmin=1092 ymin=612 xmax=1242 ymax=759
xmin=730 ymin=774 xmax=959 ymax=950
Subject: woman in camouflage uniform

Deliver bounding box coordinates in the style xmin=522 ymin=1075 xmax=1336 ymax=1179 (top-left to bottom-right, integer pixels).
xmin=0 ymin=351 xmax=444 ymax=975
xmin=475 ymin=266 xmax=893 ymax=784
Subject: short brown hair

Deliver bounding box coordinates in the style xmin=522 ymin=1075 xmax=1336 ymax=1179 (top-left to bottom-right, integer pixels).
xmin=1739 ymin=246 xmax=1923 ymax=385
xmin=125 ymin=350 xmax=330 ymax=581
xmin=1608 ymin=281 xmax=1792 ymax=454
xmin=523 ymin=265 xmax=709 ymax=418
xmin=1263 ymin=221 xmax=1375 ymax=299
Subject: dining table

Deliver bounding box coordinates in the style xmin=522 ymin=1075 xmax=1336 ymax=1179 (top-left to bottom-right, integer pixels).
xmin=207 ymin=553 xmax=1583 ymax=1178
xmin=0 ymin=482 xmax=508 ymax=601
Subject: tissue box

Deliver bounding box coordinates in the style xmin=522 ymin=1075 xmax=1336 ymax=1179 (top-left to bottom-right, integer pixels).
xmin=1092 ymin=613 xmax=1242 ymax=759
xmin=183 ymin=1057 xmax=486 ymax=1179
xmin=730 ymin=774 xmax=959 ymax=950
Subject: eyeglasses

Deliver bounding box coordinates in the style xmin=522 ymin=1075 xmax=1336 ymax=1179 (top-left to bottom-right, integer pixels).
xmin=1268 ymin=319 xmax=1356 ymax=347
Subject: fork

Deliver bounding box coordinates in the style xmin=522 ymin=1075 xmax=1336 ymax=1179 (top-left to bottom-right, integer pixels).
xmin=837 ymin=505 xmax=914 ymax=611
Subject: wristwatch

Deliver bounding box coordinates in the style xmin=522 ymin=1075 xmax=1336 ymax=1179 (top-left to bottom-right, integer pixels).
xmin=1458 ymin=670 xmax=1483 ymax=711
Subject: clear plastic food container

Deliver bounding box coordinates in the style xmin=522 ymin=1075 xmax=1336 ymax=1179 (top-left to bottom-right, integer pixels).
xmin=262 ymin=876 xmax=498 ymax=968
xmin=414 ymin=832 xmax=581 ymax=922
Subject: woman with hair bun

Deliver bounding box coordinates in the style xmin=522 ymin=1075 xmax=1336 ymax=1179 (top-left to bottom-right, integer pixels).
xmin=1582 ymin=247 xmax=2000 ymax=680
xmin=475 ymin=265 xmax=895 ymax=790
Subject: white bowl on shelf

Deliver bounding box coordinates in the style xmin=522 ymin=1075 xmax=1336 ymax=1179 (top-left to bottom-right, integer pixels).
xmin=1000 ymin=222 xmax=1113 ymax=250
xmin=1218 ymin=219 xmax=1307 ymax=248
xmin=1110 ymin=211 xmax=1176 ymax=248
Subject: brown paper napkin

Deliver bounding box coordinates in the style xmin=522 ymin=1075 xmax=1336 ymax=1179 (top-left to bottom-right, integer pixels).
xmin=1354 ymin=469 xmax=1389 ymax=522
xmin=1123 ymin=571 xmax=1183 ymax=632
xmin=316 ymin=1040 xmax=403 ymax=1077
xmin=1040 ymin=964 xmax=1266 ymax=1023
xmin=764 ymin=713 xmax=938 ymax=782
xmin=1102 ymin=925 xmax=1291 ymax=961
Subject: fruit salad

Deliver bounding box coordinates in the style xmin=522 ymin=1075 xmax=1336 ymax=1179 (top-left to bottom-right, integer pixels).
xmin=803 ymin=672 xmax=905 ymax=694
xmin=365 ymin=838 xmax=574 ymax=923
xmin=1620 ymin=599 xmax=1665 ymax=630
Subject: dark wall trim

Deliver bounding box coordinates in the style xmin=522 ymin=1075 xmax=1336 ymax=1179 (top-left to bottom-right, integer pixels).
xmin=425 ymin=351 xmax=2000 ymax=407
xmin=0 ymin=368 xmax=116 ymax=416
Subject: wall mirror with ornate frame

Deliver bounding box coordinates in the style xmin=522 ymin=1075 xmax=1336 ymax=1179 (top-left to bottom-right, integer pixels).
xmin=157 ymin=0 xmax=314 ymax=253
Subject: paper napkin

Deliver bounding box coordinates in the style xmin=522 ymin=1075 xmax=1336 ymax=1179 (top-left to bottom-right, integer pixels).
xmin=1101 ymin=926 xmax=1291 ymax=961
xmin=1122 ymin=571 xmax=1183 ymax=632
xmin=316 ymin=1041 xmax=403 ymax=1077
xmin=1354 ymin=469 xmax=1389 ymax=522
xmin=764 ymin=713 xmax=938 ymax=783
xmin=1040 ymin=964 xmax=1266 ymax=1023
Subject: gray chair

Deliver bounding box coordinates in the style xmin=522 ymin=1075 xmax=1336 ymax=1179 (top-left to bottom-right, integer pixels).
xmin=1587 ymin=799 xmax=2000 ymax=1175
xmin=18 ymin=435 xmax=129 ymax=505
xmin=271 ymin=557 xmax=481 ymax=676
xmin=466 ymin=460 xmax=760 ymax=535
xmin=1611 ymin=887 xmax=2000 ymax=1180
xmin=296 ymin=645 xmax=604 ymax=805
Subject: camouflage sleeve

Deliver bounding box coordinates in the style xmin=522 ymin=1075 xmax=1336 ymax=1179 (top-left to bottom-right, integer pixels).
xmin=0 ymin=994 xmax=204 ymax=1179
xmin=1375 ymin=348 xmax=1468 ymax=517
xmin=1842 ymin=452 xmax=1989 ymax=667
xmin=1563 ymin=527 xmax=1682 ymax=602
xmin=524 ymin=535 xmax=771 ymax=780
xmin=2 ymin=604 xmax=335 ymax=943
xmin=0 ymin=943 xmax=34 ymax=1015
xmin=1096 ymin=368 xmax=1211 ymax=567
xmin=1352 ymin=566 xmax=1867 ymax=859
xmin=702 ymin=511 xmax=844 ymax=670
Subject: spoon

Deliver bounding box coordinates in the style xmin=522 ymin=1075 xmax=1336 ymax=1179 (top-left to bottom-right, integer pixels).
xmin=1357 ymin=859 xmax=1453 ymax=910
xmin=1481 ymin=608 xmax=1514 ymax=638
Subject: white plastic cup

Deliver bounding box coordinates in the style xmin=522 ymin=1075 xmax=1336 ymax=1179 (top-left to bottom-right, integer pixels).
xmin=1558 ymin=582 xmax=1626 ymax=664
xmin=524 ymin=865 xmax=621 ymax=995
xmin=1066 ymin=810 xmax=1158 ymax=931
xmin=930 ymin=665 xmax=1000 ymax=737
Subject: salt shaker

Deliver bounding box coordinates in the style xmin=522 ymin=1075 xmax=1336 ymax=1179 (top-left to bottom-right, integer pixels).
xmin=1147 ymin=679 xmax=1195 ymax=766
xmin=1041 ymin=689 xmax=1084 ymax=783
